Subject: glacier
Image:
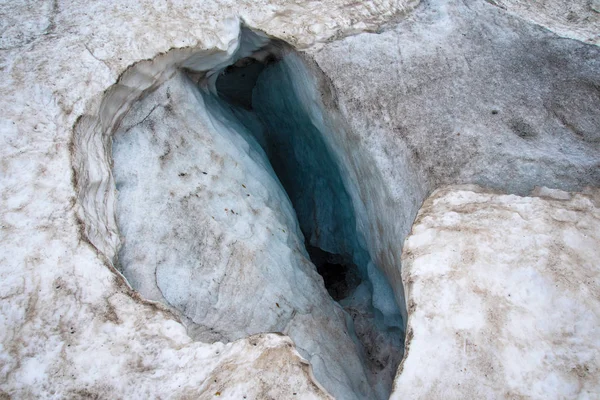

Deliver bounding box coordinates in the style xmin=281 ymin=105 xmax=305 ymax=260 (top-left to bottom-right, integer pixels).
xmin=111 ymin=28 xmax=404 ymax=400
xmin=2 ymin=0 xmax=600 ymax=398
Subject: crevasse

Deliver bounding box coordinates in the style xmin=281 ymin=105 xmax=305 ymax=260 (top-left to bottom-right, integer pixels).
xmin=207 ymin=33 xmax=406 ymax=397
xmin=106 ymin=26 xmax=406 ymax=400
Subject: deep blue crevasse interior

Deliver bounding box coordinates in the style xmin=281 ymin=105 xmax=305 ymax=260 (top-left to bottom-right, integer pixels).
xmin=203 ymin=49 xmax=404 ymax=395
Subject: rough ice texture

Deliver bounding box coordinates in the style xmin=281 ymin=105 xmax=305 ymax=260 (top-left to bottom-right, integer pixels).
xmin=0 ymin=0 xmax=419 ymax=398
xmin=111 ymin=69 xmax=376 ymax=400
xmin=311 ymin=0 xmax=600 ymax=310
xmin=1 ymin=0 xmax=599 ymax=398
xmin=491 ymin=0 xmax=600 ymax=45
xmin=394 ymin=185 xmax=600 ymax=398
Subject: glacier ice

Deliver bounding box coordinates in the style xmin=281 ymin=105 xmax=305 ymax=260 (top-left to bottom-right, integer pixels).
xmin=4 ymin=0 xmax=600 ymax=397
xmin=212 ymin=41 xmax=406 ymax=396
xmin=110 ymin=27 xmax=404 ymax=400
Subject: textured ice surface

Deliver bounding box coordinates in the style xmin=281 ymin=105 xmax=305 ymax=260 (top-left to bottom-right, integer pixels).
xmin=212 ymin=49 xmax=405 ymax=397
xmin=113 ymin=71 xmax=375 ymax=400
xmin=395 ymin=185 xmax=600 ymax=398
xmin=112 ymin=31 xmax=408 ymax=396
xmin=2 ymin=0 xmax=600 ymax=398
xmin=492 ymin=0 xmax=600 ymax=45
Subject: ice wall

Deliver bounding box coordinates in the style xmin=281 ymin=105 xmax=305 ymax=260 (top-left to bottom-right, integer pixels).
xmin=112 ymin=70 xmax=377 ymax=399
xmin=76 ymin=24 xmax=411 ymax=400
xmin=211 ymin=51 xmax=405 ymax=397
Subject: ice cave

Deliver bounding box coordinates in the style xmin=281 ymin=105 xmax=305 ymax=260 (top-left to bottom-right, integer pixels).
xmin=108 ymin=28 xmax=405 ymax=400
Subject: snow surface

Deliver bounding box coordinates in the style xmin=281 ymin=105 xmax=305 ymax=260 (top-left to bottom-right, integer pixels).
xmin=0 ymin=0 xmax=419 ymax=398
xmin=394 ymin=185 xmax=600 ymax=398
xmin=1 ymin=0 xmax=599 ymax=398
xmin=493 ymin=0 xmax=600 ymax=45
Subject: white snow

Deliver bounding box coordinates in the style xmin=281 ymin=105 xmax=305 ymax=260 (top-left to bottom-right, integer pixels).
xmin=394 ymin=185 xmax=600 ymax=399
xmin=1 ymin=0 xmax=599 ymax=398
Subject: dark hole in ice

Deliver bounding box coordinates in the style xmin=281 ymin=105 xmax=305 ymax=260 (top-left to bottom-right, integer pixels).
xmin=216 ymin=51 xmax=371 ymax=304
xmin=217 ymin=59 xmax=267 ymax=110
xmin=206 ymin=40 xmax=405 ymax=399
xmin=307 ymin=245 xmax=361 ymax=301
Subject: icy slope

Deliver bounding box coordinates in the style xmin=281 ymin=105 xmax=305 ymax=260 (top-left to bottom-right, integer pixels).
xmin=112 ymin=70 xmax=375 ymax=399
xmin=109 ymin=20 xmax=413 ymax=393
xmin=1 ymin=0 xmax=599 ymax=398
xmin=312 ymin=0 xmax=600 ymax=299
xmin=395 ymin=185 xmax=600 ymax=398
xmin=491 ymin=0 xmax=600 ymax=45
xmin=0 ymin=0 xmax=420 ymax=398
